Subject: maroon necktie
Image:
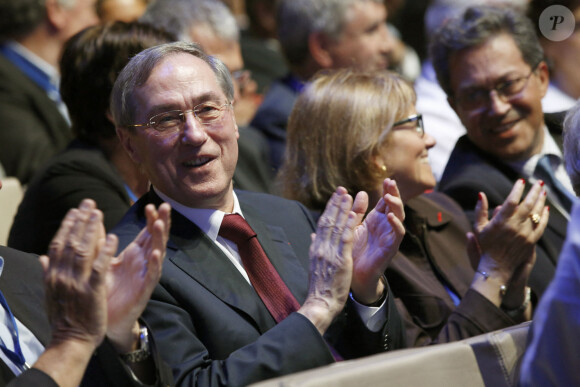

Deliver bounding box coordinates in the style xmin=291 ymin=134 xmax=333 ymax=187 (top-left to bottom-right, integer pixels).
xmin=219 ymin=214 xmax=301 ymax=323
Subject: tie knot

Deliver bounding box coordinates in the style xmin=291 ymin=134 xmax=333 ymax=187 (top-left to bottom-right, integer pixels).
xmin=219 ymin=214 xmax=257 ymax=244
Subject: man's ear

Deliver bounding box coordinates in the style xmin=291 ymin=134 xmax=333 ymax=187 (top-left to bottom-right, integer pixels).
xmin=233 ymin=115 xmax=240 ymax=140
xmin=44 ymin=0 xmax=69 ymax=30
xmin=371 ymin=152 xmax=386 ymax=171
xmin=116 ymin=127 xmax=142 ymax=164
xmin=309 ymin=32 xmax=333 ymax=69
xmin=535 ymin=60 xmax=550 ymax=99
xmin=105 ymin=111 xmax=115 ymax=125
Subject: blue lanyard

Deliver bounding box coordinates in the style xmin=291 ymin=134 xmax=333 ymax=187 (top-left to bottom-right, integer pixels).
xmin=124 ymin=183 xmax=139 ymax=203
xmin=0 ymin=44 xmax=60 ymax=101
xmin=0 ymin=289 xmax=29 ymax=372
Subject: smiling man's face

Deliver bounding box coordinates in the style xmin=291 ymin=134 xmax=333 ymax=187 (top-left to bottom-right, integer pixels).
xmin=120 ymin=53 xmax=239 ymax=211
xmin=448 ymin=34 xmax=549 ymax=161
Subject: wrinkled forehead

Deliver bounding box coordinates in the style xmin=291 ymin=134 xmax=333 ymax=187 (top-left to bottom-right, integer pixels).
xmin=133 ymin=53 xmax=225 ymax=114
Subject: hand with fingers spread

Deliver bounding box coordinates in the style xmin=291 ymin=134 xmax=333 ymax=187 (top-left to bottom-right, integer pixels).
xmin=469 ymin=179 xmax=549 ymax=312
xmin=299 ymin=187 xmax=358 ymax=335
xmin=33 ymin=199 xmax=171 ymax=387
xmin=36 ymin=199 xmax=117 ymax=387
xmin=106 ymin=202 xmax=171 ymax=353
xmin=40 ymin=199 xmax=113 ymax=349
xmin=350 ymin=178 xmax=406 ymax=305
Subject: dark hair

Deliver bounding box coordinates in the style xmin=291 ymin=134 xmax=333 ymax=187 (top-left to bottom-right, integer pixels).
xmin=0 ymin=0 xmax=48 ymax=40
xmin=430 ymin=5 xmax=544 ymax=95
xmin=59 ymin=21 xmax=175 ymax=145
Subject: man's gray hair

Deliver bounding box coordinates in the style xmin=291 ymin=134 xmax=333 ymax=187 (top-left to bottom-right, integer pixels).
xmin=110 ymin=41 xmax=234 ymax=129
xmin=430 ymin=5 xmax=544 ymax=95
xmin=140 ymin=0 xmax=239 ymax=43
xmin=276 ymin=0 xmax=383 ymax=67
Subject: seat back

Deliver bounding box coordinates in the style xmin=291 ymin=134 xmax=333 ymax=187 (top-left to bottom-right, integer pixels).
xmin=250 ymin=322 xmax=531 ymax=387
xmin=0 ymin=178 xmax=24 ymax=245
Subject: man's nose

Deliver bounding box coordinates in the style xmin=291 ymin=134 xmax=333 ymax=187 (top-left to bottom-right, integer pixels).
xmin=488 ymin=90 xmax=511 ymax=115
xmin=181 ymin=112 xmax=208 ymax=145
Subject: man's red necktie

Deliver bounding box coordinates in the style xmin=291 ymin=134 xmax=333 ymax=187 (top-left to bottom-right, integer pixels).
xmin=219 ymin=214 xmax=301 ymax=323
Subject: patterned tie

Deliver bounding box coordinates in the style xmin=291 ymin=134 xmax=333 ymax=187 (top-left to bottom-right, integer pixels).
xmin=535 ymin=155 xmax=576 ymax=214
xmin=219 ymin=214 xmax=301 ymax=323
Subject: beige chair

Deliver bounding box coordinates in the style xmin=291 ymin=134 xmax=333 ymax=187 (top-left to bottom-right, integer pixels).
xmin=250 ymin=322 xmax=531 ymax=387
xmin=0 ymin=177 xmax=24 ymax=246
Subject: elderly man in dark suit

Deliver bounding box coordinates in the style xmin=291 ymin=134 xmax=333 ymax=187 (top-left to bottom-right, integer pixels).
xmin=433 ymin=5 xmax=575 ymax=300
xmin=111 ymin=41 xmax=406 ymax=386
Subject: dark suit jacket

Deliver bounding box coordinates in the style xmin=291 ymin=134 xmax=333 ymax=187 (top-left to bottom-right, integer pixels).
xmin=233 ymin=126 xmax=274 ymax=194
xmin=438 ymin=114 xmax=568 ymax=300
xmin=8 ymin=140 xmax=131 ymax=255
xmin=239 ymin=33 xmax=289 ymax=94
xmin=0 ymin=54 xmax=71 ymax=184
xmin=0 ymin=246 xmax=172 ymax=386
xmin=112 ymin=189 xmax=405 ymax=387
xmin=388 ymin=193 xmax=518 ymax=347
xmin=250 ymin=76 xmax=299 ymax=171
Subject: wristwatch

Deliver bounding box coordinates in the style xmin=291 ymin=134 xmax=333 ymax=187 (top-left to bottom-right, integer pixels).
xmin=120 ymin=324 xmax=151 ymax=363
xmin=501 ymin=286 xmax=532 ymax=319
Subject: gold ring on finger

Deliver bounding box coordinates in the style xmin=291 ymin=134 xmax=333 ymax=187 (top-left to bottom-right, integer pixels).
xmin=529 ymin=213 xmax=540 ymax=225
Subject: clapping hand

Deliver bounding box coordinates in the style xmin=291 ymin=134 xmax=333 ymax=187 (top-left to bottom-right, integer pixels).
xmin=105 ymin=202 xmax=171 ymax=352
xmin=350 ymin=178 xmax=405 ymax=305
xmin=468 ymin=179 xmax=548 ymax=310
xmin=41 ymin=199 xmax=112 ymax=348
xmin=299 ymin=187 xmax=358 ymax=335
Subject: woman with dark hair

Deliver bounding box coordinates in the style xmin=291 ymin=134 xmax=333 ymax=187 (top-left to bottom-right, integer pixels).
xmin=280 ymin=68 xmax=549 ymax=347
xmin=8 ymin=21 xmax=174 ymax=254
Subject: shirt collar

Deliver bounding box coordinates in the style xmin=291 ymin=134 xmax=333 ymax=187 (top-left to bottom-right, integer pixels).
xmin=506 ymin=125 xmax=562 ymax=177
xmin=153 ymin=187 xmax=243 ymax=241
xmin=3 ymin=41 xmax=60 ymax=90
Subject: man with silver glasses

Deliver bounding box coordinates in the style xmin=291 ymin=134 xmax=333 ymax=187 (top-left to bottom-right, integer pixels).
xmin=433 ymin=5 xmax=573 ymax=301
xmin=111 ymin=41 xmax=406 ymax=386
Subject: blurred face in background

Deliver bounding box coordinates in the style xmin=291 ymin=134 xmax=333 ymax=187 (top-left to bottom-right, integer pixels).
xmin=324 ymin=1 xmax=394 ymax=71
xmin=448 ymin=34 xmax=548 ymax=161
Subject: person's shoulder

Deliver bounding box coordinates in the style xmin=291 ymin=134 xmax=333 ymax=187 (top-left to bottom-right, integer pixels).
xmin=237 ymin=189 xmax=304 ymax=208
xmin=0 ymin=245 xmax=37 ymax=262
xmin=237 ymin=190 xmax=314 ymax=224
xmin=0 ymin=246 xmax=43 ymax=285
xmin=439 ymin=136 xmax=500 ymax=189
xmin=252 ymin=77 xmax=298 ymax=119
xmin=416 ymin=191 xmax=466 ymax=218
xmin=111 ymin=193 xmax=154 ymax=246
xmin=32 ymin=142 xmax=114 ymax=180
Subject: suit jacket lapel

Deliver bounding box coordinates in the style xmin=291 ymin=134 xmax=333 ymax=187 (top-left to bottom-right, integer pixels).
xmin=149 ymin=191 xmax=277 ymax=331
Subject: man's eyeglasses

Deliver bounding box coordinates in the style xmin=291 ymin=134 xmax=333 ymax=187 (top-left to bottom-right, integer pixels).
xmin=393 ymin=114 xmax=424 ymax=137
xmin=455 ymin=65 xmax=539 ymax=112
xmin=127 ymin=101 xmax=232 ymax=135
